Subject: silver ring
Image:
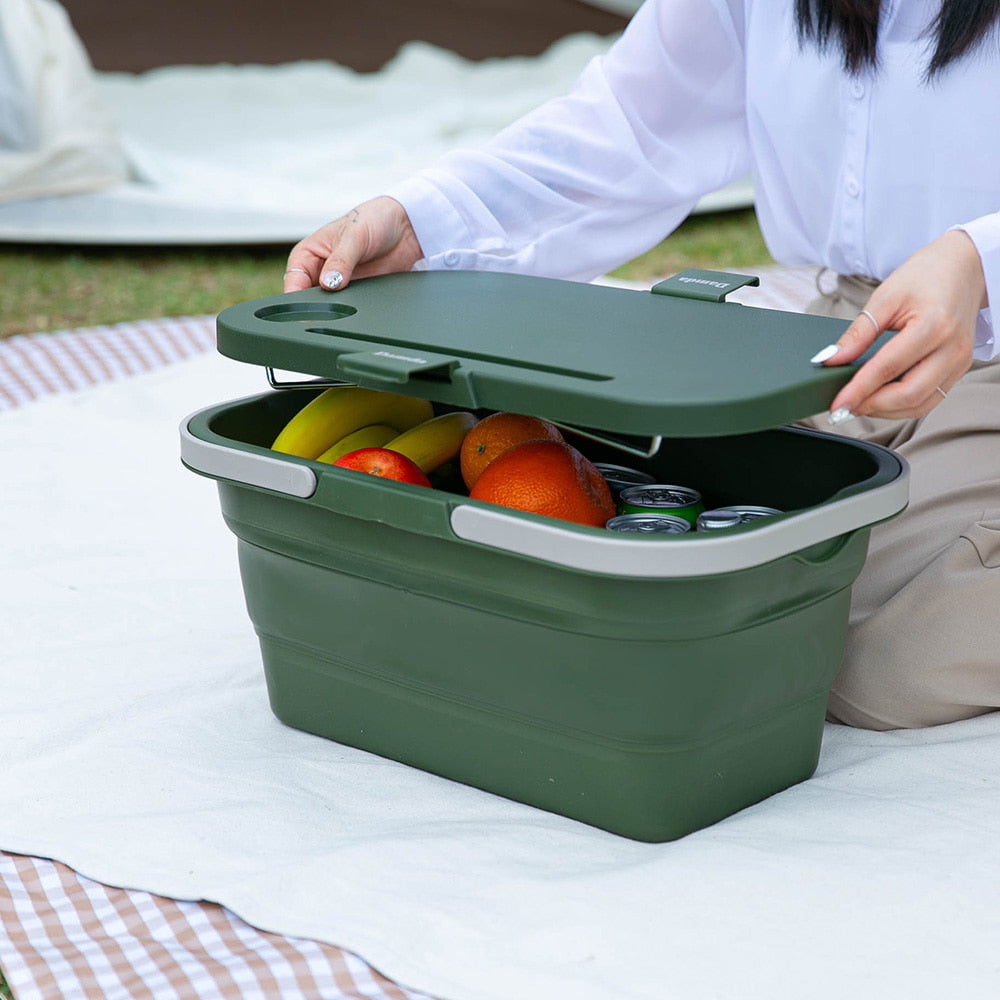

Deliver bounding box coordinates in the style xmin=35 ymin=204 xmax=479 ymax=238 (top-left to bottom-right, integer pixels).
xmin=935 ymin=385 xmax=948 ymax=400
xmin=858 ymin=309 xmax=880 ymax=333
xmin=284 ymin=267 xmax=310 ymax=276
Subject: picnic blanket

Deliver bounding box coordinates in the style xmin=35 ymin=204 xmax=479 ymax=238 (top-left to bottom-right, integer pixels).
xmin=0 ymin=25 xmax=751 ymax=246
xmin=2 ymin=267 xmax=999 ymax=1000
xmin=0 ymin=853 xmax=435 ymax=1000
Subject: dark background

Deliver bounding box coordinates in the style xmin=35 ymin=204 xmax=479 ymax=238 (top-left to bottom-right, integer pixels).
xmin=62 ymin=0 xmax=630 ymax=73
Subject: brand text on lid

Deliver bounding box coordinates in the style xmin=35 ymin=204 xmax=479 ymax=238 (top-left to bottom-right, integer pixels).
xmin=677 ymin=276 xmax=731 ymax=289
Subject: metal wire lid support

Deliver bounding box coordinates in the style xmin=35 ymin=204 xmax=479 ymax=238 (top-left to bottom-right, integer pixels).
xmin=265 ymin=367 xmax=351 ymax=390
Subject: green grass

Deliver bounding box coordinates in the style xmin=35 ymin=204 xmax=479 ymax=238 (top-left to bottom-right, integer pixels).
xmin=0 ymin=209 xmax=771 ymax=339
xmin=0 ymin=243 xmax=290 ymax=338
xmin=0 ymin=967 xmax=13 ymax=1000
xmin=609 ymin=207 xmax=773 ymax=283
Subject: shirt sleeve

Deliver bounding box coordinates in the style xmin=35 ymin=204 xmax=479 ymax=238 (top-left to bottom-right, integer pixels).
xmin=385 ymin=0 xmax=750 ymax=281
xmin=953 ymin=212 xmax=1000 ymax=361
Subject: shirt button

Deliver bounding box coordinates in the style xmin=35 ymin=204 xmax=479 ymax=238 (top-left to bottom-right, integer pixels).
xmin=851 ymin=80 xmax=865 ymax=99
xmin=443 ymin=250 xmax=460 ymax=267
xmin=846 ymin=177 xmax=860 ymax=198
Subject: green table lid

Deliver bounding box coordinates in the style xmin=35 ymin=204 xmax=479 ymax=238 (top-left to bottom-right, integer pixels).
xmin=216 ymin=269 xmax=890 ymax=437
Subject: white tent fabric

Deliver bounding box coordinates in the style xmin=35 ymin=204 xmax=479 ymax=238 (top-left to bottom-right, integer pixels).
xmin=580 ymin=0 xmax=644 ymax=15
xmin=0 ymin=0 xmax=127 ymax=203
xmin=0 ymin=11 xmax=752 ymax=245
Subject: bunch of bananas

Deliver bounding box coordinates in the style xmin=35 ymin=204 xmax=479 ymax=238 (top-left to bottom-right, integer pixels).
xmin=271 ymin=386 xmax=477 ymax=474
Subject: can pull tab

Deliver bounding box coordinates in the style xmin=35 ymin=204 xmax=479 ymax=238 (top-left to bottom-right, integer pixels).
xmin=651 ymin=268 xmax=760 ymax=302
xmin=336 ymin=348 xmax=460 ymax=386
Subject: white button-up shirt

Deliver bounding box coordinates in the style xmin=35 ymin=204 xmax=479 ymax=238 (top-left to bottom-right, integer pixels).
xmin=388 ymin=0 xmax=1000 ymax=357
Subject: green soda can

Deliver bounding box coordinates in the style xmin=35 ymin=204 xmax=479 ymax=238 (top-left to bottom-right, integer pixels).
xmin=606 ymin=512 xmax=691 ymax=534
xmin=594 ymin=463 xmax=656 ymax=504
xmin=617 ymin=485 xmax=704 ymax=526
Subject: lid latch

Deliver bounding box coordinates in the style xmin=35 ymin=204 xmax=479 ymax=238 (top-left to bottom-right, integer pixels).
xmin=650 ymin=268 xmax=760 ymax=302
xmin=336 ymin=348 xmax=460 ymax=386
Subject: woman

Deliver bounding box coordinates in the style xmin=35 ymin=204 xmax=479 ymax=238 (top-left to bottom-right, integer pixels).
xmin=283 ymin=1 xmax=1000 ymax=730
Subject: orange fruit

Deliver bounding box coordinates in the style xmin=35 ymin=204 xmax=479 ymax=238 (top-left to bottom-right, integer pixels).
xmin=459 ymin=411 xmax=564 ymax=489
xmin=469 ymin=439 xmax=616 ymax=527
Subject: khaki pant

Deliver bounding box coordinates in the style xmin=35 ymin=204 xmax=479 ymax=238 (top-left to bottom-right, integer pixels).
xmin=803 ymin=273 xmax=1000 ymax=730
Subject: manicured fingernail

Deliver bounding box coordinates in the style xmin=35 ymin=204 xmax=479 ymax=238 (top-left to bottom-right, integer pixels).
xmin=827 ymin=407 xmax=856 ymax=426
xmin=810 ymin=345 xmax=839 ymax=364
xmin=321 ymin=271 xmax=343 ymax=290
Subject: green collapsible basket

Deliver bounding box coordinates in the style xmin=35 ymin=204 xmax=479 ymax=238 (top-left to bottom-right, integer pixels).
xmin=180 ymin=269 xmax=908 ymax=841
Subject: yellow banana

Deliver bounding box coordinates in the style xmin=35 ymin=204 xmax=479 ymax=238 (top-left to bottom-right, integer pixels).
xmin=383 ymin=411 xmax=478 ymax=473
xmin=315 ymin=423 xmax=398 ymax=465
xmin=271 ymin=386 xmax=434 ymax=459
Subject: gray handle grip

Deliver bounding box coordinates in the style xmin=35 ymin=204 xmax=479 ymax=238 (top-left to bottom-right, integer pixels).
xmin=180 ymin=415 xmax=317 ymax=497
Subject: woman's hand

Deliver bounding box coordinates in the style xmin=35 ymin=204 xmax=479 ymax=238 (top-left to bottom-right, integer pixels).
xmin=813 ymin=230 xmax=987 ymax=423
xmin=282 ymin=196 xmax=424 ymax=293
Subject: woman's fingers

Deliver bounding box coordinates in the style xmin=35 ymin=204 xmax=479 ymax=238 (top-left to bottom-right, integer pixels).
xmin=824 ymin=311 xmax=970 ymax=421
xmin=282 ymin=245 xmax=328 ymax=292
xmin=839 ymin=352 xmax=955 ymax=420
xmin=811 ymin=230 xmax=984 ymax=421
xmin=810 ymin=306 xmax=884 ymax=367
xmin=811 ymin=303 xmax=901 ymax=422
xmin=281 ymin=214 xmax=364 ymax=293
xmin=281 ymin=197 xmax=422 ymax=294
xmin=829 ymin=303 xmax=973 ymax=419
xmin=315 ymin=206 xmax=370 ymax=291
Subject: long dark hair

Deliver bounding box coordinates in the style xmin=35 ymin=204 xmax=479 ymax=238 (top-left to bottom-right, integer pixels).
xmin=795 ymin=0 xmax=1000 ymax=77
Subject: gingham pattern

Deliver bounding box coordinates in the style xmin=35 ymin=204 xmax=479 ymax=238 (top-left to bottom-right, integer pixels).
xmin=0 ymin=852 xmax=436 ymax=1000
xmin=0 ymin=316 xmax=216 ymax=410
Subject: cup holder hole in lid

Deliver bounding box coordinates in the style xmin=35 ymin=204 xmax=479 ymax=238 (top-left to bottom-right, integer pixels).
xmin=255 ymin=302 xmax=358 ymax=323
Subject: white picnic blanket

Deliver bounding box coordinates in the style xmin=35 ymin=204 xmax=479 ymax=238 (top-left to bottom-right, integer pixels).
xmin=0 ymin=25 xmax=751 ymax=245
xmin=1 ymin=274 xmax=999 ymax=1000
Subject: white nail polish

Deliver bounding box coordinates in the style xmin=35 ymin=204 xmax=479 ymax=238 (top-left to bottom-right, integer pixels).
xmin=321 ymin=271 xmax=343 ymax=290
xmin=827 ymin=407 xmax=856 ymax=426
xmin=810 ymin=344 xmax=839 ymax=364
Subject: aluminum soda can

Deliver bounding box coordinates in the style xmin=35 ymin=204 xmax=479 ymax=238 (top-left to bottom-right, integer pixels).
xmin=717 ymin=505 xmax=782 ymax=524
xmin=594 ymin=463 xmax=656 ymax=503
xmin=695 ymin=509 xmax=743 ymax=531
xmin=606 ymin=513 xmax=691 ymax=534
xmin=617 ymin=485 xmax=704 ymax=526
